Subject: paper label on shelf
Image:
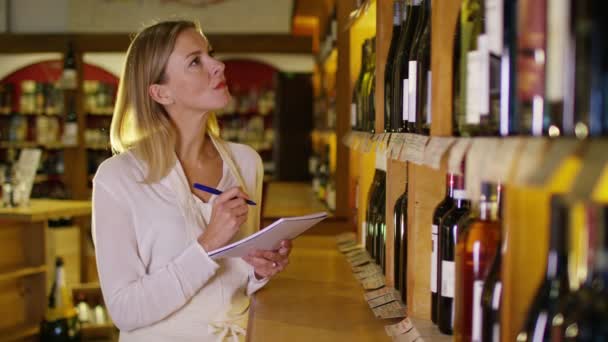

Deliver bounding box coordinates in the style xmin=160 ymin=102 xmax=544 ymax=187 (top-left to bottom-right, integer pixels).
xmin=362 ymin=274 xmax=386 ymax=290
xmin=402 ymin=79 xmax=409 ymax=121
xmin=528 ymin=139 xmax=580 ymax=186
xmin=364 ymin=287 xmax=399 ymax=301
xmin=373 ymin=300 xmax=406 ymax=318
xmin=351 ymin=103 xmax=357 ymax=127
xmin=478 ymin=35 xmax=490 ymax=117
xmin=571 ymin=141 xmax=608 ymax=199
xmin=354 ymin=263 xmax=382 ymax=274
xmin=466 ymin=49 xmax=482 ymax=124
xmin=408 ymin=61 xmax=418 ymax=123
xmin=336 ymin=232 xmax=357 ymax=244
xmin=447 ymin=138 xmax=472 ymax=175
xmin=361 ymin=133 xmax=374 ymax=153
xmin=441 ymin=261 xmax=455 ymax=298
xmin=466 ymin=138 xmax=500 ymax=203
xmin=431 ymin=225 xmax=438 ymax=293
xmin=348 ymin=252 xmax=373 ymax=265
xmin=472 ymin=280 xmax=485 ymax=342
xmin=338 ymin=242 xmax=359 ymax=253
xmin=367 ymin=291 xmax=401 ymax=308
xmin=486 ymin=0 xmax=504 ymax=55
xmin=402 ymin=134 xmax=429 ymax=164
xmin=513 ymin=138 xmax=550 ymax=185
xmin=345 ymin=249 xmax=370 ymax=261
xmin=385 ymin=317 xmax=414 ymax=337
xmin=486 ymin=137 xmax=525 ymax=183
xmin=423 ymin=137 xmax=456 ymax=170
xmin=389 ymin=134 xmax=406 ymax=160
xmin=342 ymin=132 xmax=353 ymax=148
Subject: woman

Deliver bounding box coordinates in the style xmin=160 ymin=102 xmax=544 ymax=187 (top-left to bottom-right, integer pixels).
xmin=92 ymin=20 xmax=291 ymax=341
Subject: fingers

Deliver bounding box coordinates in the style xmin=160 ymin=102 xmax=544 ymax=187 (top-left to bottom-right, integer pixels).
xmin=249 ymin=249 xmax=285 ymax=263
xmin=215 ymin=187 xmax=251 ymax=205
xmin=243 ymin=256 xmax=287 ymax=277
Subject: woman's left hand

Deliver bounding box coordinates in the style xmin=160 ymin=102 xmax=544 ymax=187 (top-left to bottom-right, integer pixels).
xmin=243 ymin=240 xmax=292 ymax=279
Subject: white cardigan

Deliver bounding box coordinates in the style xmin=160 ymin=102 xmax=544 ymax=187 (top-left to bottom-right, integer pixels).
xmin=92 ymin=137 xmax=268 ymax=341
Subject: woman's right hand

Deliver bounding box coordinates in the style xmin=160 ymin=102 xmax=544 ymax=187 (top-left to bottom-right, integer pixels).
xmin=197 ymin=187 xmax=250 ymax=252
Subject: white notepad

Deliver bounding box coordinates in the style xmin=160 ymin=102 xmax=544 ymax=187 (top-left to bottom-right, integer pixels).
xmin=209 ymin=211 xmax=328 ymax=259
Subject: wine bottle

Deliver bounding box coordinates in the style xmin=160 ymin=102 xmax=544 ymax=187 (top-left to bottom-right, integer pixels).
xmin=61 ymin=42 xmax=78 ymax=90
xmin=543 ymin=0 xmax=572 ymax=137
xmin=385 ymin=0 xmax=404 ymax=132
xmin=431 ymin=173 xmax=457 ymax=324
xmin=375 ymin=174 xmax=387 ymax=272
xmin=485 ymin=0 xmax=502 ymax=136
xmin=415 ymin=0 xmax=432 ymax=135
xmin=438 ymin=174 xmax=470 ymax=335
xmin=515 ymin=0 xmax=547 ymax=136
xmin=394 ymin=168 xmax=409 ymax=300
xmin=406 ymin=0 xmax=429 ymax=133
xmin=360 ymin=39 xmax=374 ymax=133
xmin=457 ymin=0 xmax=489 ymax=137
xmin=516 ymin=195 xmax=571 ymax=342
xmin=500 ymin=0 xmax=518 ymax=136
xmin=40 ymin=257 xmax=82 ymax=341
xmin=391 ymin=0 xmax=424 ymax=132
xmin=365 ymin=161 xmax=381 ymax=256
xmin=367 ymin=37 xmax=377 ymax=133
xmin=456 ymin=182 xmax=501 ymax=342
xmin=481 ymin=234 xmax=503 ymax=342
xmin=353 ymin=41 xmax=369 ymax=131
xmin=588 ymin=0 xmax=608 ymax=137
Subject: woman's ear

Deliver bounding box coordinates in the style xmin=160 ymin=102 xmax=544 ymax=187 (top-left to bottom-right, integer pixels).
xmin=148 ymin=83 xmax=174 ymax=105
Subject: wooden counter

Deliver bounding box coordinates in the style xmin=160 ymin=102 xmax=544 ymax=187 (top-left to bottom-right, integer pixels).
xmin=262 ymin=182 xmax=331 ymax=219
xmin=0 ymin=199 xmax=91 ymax=341
xmin=247 ymin=235 xmax=395 ymax=342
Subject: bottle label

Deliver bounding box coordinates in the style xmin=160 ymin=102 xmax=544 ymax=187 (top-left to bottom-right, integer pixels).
xmin=351 ymin=103 xmax=357 ymax=127
xmin=408 ymin=61 xmax=418 ymax=124
xmin=466 ymin=49 xmax=482 ymax=124
xmin=441 ymin=261 xmax=454 ymax=298
xmin=546 ymin=0 xmax=569 ymax=102
xmin=412 ymin=0 xmax=423 ymax=5
xmin=453 ymin=189 xmax=467 ymax=200
xmin=426 ymin=70 xmax=432 ymax=124
xmin=492 ymin=282 xmax=502 ymax=309
xmin=402 ymin=79 xmax=409 ymax=121
xmin=472 ymin=280 xmax=485 ymax=342
xmin=431 ymin=225 xmax=438 ymax=293
xmin=393 ymin=2 xmax=401 ymax=25
xmin=485 ymin=0 xmax=504 ymax=55
xmin=478 ymin=35 xmax=490 ymax=117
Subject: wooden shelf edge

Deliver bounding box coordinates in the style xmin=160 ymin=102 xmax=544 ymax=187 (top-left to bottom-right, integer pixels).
xmin=0 ymin=323 xmax=39 ymax=341
xmin=408 ymin=317 xmax=452 ymax=342
xmin=0 ymin=265 xmax=46 ymax=282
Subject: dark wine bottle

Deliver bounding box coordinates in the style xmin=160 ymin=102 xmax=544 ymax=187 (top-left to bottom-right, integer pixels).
xmin=415 ymin=0 xmax=432 ymax=135
xmin=406 ymin=0 xmax=429 ymax=133
xmin=515 ymin=0 xmax=547 ymax=136
xmin=384 ymin=0 xmax=404 ymax=132
xmin=394 ymin=168 xmax=409 ymax=301
xmin=367 ymin=37 xmax=377 ymax=133
xmin=456 ymin=182 xmax=501 ymax=341
xmin=516 ymin=195 xmax=571 ymax=342
xmin=431 ymin=173 xmax=457 ymax=324
xmin=353 ymin=41 xmax=370 ymax=131
xmin=360 ymin=39 xmax=374 ymax=134
xmin=40 ymin=257 xmax=82 ymax=341
xmin=437 ymin=174 xmax=470 ymax=335
xmin=391 ymin=0 xmax=424 ymax=132
xmin=374 ymin=174 xmax=387 ymax=272
xmin=500 ymin=0 xmax=518 ymax=136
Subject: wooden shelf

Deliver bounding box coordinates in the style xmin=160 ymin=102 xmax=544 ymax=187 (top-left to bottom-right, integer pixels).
xmin=0 ymin=323 xmax=39 ymax=341
xmin=0 ymin=265 xmax=46 ymax=282
xmin=86 ymin=111 xmax=113 ymax=116
xmin=0 ymin=199 xmax=91 ymax=222
xmin=86 ymin=143 xmax=110 ymax=151
xmin=0 ymin=141 xmax=75 ymax=150
xmin=81 ymin=322 xmax=115 ymax=333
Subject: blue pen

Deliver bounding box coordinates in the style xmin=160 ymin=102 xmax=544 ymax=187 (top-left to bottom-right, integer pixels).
xmin=193 ymin=183 xmax=257 ymax=206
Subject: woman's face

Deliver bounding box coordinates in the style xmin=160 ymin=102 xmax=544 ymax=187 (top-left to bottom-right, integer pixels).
xmin=159 ymin=28 xmax=229 ymax=115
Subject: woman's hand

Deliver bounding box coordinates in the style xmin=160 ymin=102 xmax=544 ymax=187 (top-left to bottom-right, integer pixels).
xmin=243 ymin=240 xmax=292 ymax=279
xmin=197 ymin=187 xmax=250 ymax=252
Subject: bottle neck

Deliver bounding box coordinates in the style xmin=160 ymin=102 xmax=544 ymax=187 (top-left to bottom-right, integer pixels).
xmin=545 ymin=202 xmax=569 ymax=281
xmin=479 ymin=201 xmax=499 ymax=221
xmin=445 ymin=174 xmax=455 ymax=199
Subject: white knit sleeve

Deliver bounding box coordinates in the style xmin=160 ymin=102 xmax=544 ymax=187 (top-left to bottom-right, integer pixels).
xmin=92 ymin=181 xmax=220 ymax=332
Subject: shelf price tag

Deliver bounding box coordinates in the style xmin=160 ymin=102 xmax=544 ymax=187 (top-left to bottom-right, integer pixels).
xmin=364 ymin=286 xmax=399 ymax=301
xmin=372 ymin=300 xmax=406 ymax=318
xmin=361 ymin=133 xmax=375 ymax=153
xmin=448 ymin=138 xmax=472 ymax=175
xmin=485 ymin=137 xmax=525 ymax=184
xmin=384 ymin=317 xmax=414 ymax=337
xmin=401 ymin=134 xmax=429 ymax=164
xmin=367 ymin=290 xmax=401 ymax=308
xmin=342 ymin=132 xmax=354 ymax=148
xmin=388 ymin=134 xmax=406 ymax=160
xmin=422 ymin=137 xmax=456 ymax=169
xmin=338 ymin=243 xmax=362 ymax=253
xmin=512 ymin=138 xmax=550 ymax=186
xmin=571 ymin=141 xmax=608 ymax=199
xmin=362 ymin=274 xmax=386 ymax=290
xmin=336 ymin=232 xmax=357 ymax=244
xmin=356 ymin=266 xmax=383 ymax=281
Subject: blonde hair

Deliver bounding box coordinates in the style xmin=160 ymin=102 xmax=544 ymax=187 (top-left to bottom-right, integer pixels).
xmin=110 ymin=19 xmax=221 ymax=183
